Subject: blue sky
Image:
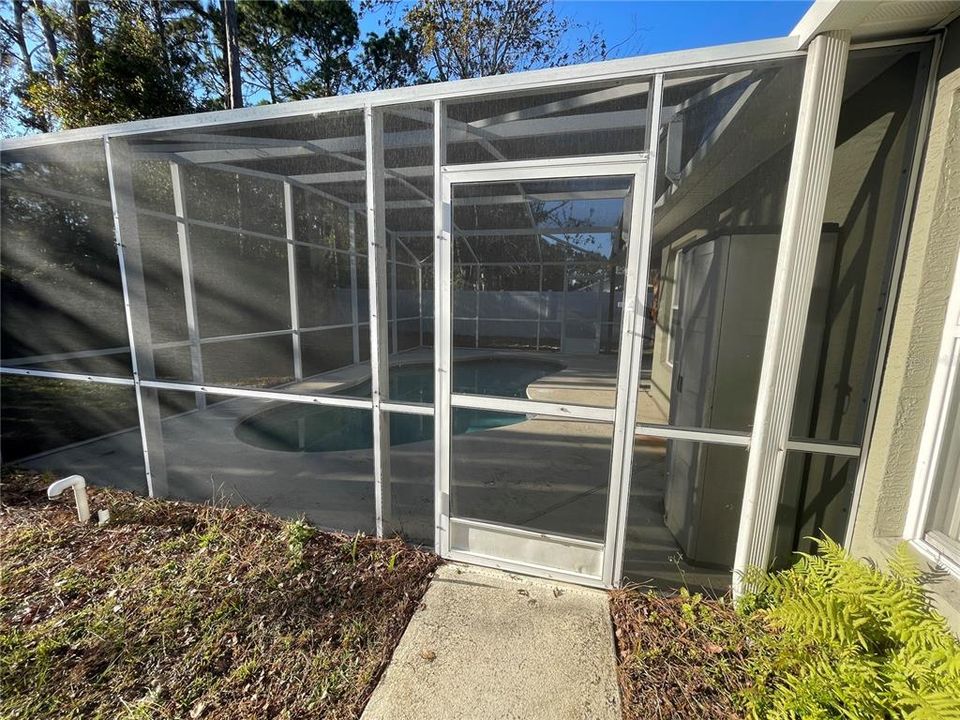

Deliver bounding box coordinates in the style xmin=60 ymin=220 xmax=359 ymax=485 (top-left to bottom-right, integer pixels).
xmin=561 ymin=1 xmax=813 ymax=55
xmin=361 ymin=1 xmax=814 ymax=61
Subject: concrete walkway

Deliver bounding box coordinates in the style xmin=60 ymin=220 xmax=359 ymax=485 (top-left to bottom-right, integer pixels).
xmin=361 ymin=564 xmax=621 ymax=720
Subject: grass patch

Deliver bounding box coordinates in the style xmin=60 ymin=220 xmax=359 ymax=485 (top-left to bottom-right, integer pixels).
xmin=0 ymin=468 xmax=439 ymax=719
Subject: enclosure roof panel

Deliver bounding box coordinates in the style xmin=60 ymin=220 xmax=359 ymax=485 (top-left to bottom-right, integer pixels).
xmin=1 ymin=36 xmax=800 ymax=151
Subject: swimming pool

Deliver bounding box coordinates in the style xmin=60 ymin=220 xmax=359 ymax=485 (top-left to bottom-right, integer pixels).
xmin=234 ymin=357 xmax=563 ymax=453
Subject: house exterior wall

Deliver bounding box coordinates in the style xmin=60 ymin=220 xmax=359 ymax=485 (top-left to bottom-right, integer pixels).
xmin=851 ymin=19 xmax=960 ymax=629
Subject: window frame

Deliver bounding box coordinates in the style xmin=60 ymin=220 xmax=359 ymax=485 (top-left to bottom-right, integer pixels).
xmin=905 ymin=247 xmax=960 ymax=574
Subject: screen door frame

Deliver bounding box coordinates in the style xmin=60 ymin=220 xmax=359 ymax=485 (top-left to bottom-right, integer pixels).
xmin=434 ymin=153 xmax=651 ymax=587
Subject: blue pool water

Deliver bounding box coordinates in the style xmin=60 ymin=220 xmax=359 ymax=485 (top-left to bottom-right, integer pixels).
xmin=234 ymin=357 xmax=562 ymax=453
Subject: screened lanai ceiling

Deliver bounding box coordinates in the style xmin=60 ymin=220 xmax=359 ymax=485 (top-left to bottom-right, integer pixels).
xmin=2 ymin=50 xmax=911 ymax=271
xmin=117 ymin=77 xmax=645 ymax=268
xmin=115 ymin=62 xmax=824 ymax=266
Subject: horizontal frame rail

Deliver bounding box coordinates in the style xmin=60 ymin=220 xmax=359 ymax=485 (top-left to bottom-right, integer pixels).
xmin=138 ymin=379 xmax=374 ymax=408
xmin=2 ymin=318 xmax=410 ymax=368
xmin=443 ymin=153 xmax=649 ymax=183
xmin=381 ymin=401 xmax=435 ymax=416
xmin=450 ymin=392 xmax=616 ymax=422
xmin=0 ymin=367 xmax=136 ymax=385
xmin=634 ymin=424 xmax=752 ymax=446
xmin=0 ymin=371 xmax=436 ymax=412
xmin=783 ymin=439 xmax=861 ymax=457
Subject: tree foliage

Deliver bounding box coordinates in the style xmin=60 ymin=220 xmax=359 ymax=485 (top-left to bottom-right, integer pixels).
xmin=235 ymin=0 xmax=296 ymax=104
xmin=401 ymin=0 xmax=607 ymax=81
xmin=283 ymin=0 xmax=358 ymax=99
xmin=2 ymin=0 xmax=222 ymax=130
xmin=23 ymin=1 xmax=195 ymax=128
xmin=0 ymin=0 xmax=633 ymax=135
xmin=356 ymin=26 xmax=425 ymax=92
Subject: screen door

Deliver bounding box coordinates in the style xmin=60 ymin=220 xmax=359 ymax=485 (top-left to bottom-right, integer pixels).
xmin=436 ymin=155 xmax=648 ymax=586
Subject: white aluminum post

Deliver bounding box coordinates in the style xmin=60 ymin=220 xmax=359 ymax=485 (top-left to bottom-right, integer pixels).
xmin=169 ymin=162 xmax=206 ymax=409
xmin=365 ymin=106 xmax=392 ymax=537
xmin=606 ymin=75 xmax=663 ymax=585
xmin=560 ymin=263 xmax=568 ymax=352
xmin=418 ymin=264 xmax=424 ymax=348
xmin=390 ymin=233 xmax=400 ymax=352
xmin=434 ymin=99 xmax=452 ymax=555
xmin=474 ymin=263 xmax=480 ymax=348
xmin=733 ymin=31 xmax=851 ymax=594
xmin=283 ymin=182 xmax=303 ymax=381
xmin=104 ymin=137 xmax=168 ymax=498
xmin=348 ymin=210 xmax=361 ymax=364
xmin=536 ymin=260 xmax=543 ymax=350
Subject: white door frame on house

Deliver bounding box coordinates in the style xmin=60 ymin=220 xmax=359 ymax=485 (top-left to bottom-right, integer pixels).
xmin=432 ymin=152 xmax=651 ymax=588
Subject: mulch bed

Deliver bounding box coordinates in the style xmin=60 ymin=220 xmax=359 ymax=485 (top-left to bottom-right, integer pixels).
xmin=610 ymin=586 xmax=763 ymax=720
xmin=0 ymin=468 xmax=440 ymax=720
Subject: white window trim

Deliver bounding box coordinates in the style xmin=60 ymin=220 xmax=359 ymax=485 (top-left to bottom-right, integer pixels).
xmin=904 ymin=245 xmax=960 ymax=570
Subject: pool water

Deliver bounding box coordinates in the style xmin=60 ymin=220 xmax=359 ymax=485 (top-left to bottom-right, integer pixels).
xmin=234 ymin=357 xmax=562 ymax=453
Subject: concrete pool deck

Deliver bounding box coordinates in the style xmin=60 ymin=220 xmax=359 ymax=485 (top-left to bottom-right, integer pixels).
xmin=360 ymin=563 xmax=621 ymax=720
xmin=18 ymin=349 xmax=729 ymax=591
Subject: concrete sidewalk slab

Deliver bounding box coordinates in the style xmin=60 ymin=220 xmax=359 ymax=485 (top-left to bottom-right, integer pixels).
xmin=361 ymin=563 xmax=621 ymax=720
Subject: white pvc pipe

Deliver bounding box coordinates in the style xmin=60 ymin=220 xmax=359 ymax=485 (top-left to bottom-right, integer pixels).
xmin=47 ymin=475 xmax=91 ymax=523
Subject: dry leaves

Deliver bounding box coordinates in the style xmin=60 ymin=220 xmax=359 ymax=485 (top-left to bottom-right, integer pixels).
xmin=0 ymin=469 xmax=440 ymax=720
xmin=610 ymin=587 xmax=761 ymax=720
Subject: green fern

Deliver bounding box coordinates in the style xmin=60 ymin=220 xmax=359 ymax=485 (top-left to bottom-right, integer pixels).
xmin=739 ymin=536 xmax=960 ymax=719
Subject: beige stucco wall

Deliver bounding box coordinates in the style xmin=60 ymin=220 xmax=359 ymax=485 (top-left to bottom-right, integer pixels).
xmin=851 ymin=21 xmax=960 ymax=629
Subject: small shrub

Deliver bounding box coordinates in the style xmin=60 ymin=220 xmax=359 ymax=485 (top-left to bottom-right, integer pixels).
xmin=740 ymin=536 xmax=960 ymax=719
xmin=282 ymin=517 xmax=316 ymax=567
xmin=346 ymin=530 xmax=363 ymax=564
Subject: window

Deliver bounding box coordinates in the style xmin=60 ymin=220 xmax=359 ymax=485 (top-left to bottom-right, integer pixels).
xmin=910 ymin=251 xmax=960 ymax=570
xmin=664 ymin=248 xmax=684 ymax=368
xmin=924 ymin=360 xmax=960 ymax=560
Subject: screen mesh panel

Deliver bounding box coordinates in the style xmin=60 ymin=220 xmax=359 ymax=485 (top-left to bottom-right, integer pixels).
xmin=382 ymin=104 xmax=433 ymax=395
xmin=622 ymin=434 xmax=744 ymax=591
xmin=790 ymin=43 xmax=932 ymax=445
xmin=640 ymin=57 xmax=804 ymax=431
xmin=153 ymin=390 xmax=376 ymax=534
xmin=446 ymin=79 xmax=650 ymax=163
xmin=112 ymin=110 xmax=369 ymax=393
xmin=1 ymin=142 xmax=131 ymax=376
xmin=1 ymin=375 xmax=146 ymax=493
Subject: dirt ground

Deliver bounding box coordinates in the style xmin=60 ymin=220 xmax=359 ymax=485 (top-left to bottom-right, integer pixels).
xmin=610 ymin=586 xmax=763 ymax=720
xmin=0 ymin=468 xmax=439 ymax=720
